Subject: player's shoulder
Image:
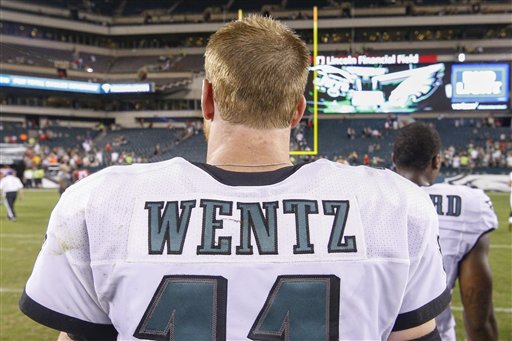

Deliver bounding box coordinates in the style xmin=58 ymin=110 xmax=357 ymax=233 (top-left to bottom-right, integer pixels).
xmin=310 ymin=159 xmax=409 ymax=184
xmin=427 ymin=183 xmax=496 ymax=227
xmin=310 ymin=159 xmax=430 ymax=203
xmin=65 ymin=158 xmax=188 ymax=194
xmin=427 ymin=183 xmax=490 ymax=203
xmin=317 ymin=161 xmax=439 ymax=258
xmin=361 ymin=162 xmax=425 ymax=192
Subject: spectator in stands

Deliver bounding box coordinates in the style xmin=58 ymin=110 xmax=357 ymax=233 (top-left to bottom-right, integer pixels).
xmin=124 ymin=153 xmax=133 ymax=165
xmin=57 ymin=164 xmax=72 ymax=195
xmin=452 ymin=153 xmax=460 ymax=169
xmin=82 ymin=139 xmax=92 ymax=153
xmin=384 ymin=120 xmax=391 ymax=132
xmin=110 ymin=150 xmax=119 ymax=164
xmin=95 ymin=149 xmax=104 ymax=165
xmin=32 ymin=153 xmax=42 ymax=166
xmin=72 ymin=167 xmax=90 ymax=182
xmin=469 ymin=144 xmax=479 ymax=165
xmin=460 ymin=152 xmax=470 ymax=170
xmin=348 ymin=151 xmax=359 ymax=164
xmin=491 ymin=148 xmax=502 ymax=167
xmin=23 ymin=168 xmax=34 ymax=188
xmin=33 ymin=167 xmax=44 ymax=188
xmin=371 ymin=156 xmax=385 ymax=166
xmin=346 ymin=127 xmax=356 ymax=139
xmin=363 ymin=153 xmax=370 ymax=165
xmin=82 ymin=154 xmax=91 ymax=167
xmin=153 ymin=144 xmax=160 ymax=156
xmin=507 ymin=151 xmax=512 ymax=168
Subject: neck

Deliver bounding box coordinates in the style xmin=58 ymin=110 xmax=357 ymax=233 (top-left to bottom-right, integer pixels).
xmin=397 ymin=168 xmax=432 ymax=187
xmin=206 ymin=120 xmax=292 ymax=172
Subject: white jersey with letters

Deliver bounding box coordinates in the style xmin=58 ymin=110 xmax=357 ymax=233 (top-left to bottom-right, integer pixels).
xmin=21 ymin=158 xmax=449 ymax=341
xmin=423 ymin=183 xmax=498 ymax=341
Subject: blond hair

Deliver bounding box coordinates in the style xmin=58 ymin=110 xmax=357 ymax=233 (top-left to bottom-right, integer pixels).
xmin=204 ymin=15 xmax=310 ymax=129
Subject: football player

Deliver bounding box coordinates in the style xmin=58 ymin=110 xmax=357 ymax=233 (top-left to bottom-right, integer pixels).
xmin=393 ymin=122 xmax=498 ymax=341
xmin=21 ymin=16 xmax=448 ymax=341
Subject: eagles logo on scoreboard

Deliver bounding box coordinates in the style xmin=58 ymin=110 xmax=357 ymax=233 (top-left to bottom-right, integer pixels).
xmin=306 ymin=54 xmax=510 ymax=114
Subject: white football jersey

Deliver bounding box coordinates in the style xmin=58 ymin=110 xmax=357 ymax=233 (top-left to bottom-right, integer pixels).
xmin=423 ymin=183 xmax=498 ymax=341
xmin=21 ymin=158 xmax=449 ymax=341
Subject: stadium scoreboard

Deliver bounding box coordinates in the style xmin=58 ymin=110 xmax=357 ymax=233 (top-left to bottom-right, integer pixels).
xmin=307 ymin=54 xmax=510 ymax=114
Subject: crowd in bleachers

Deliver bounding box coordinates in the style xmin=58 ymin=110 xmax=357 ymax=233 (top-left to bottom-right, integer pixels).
xmin=8 ymin=0 xmax=511 ymax=24
xmin=1 ymin=116 xmax=510 ymax=190
xmin=292 ymin=115 xmax=512 ymax=172
xmin=433 ymin=117 xmax=512 ymax=170
xmin=2 ymin=0 xmax=509 ymax=81
xmin=3 ymin=20 xmax=509 ymax=53
xmin=0 ymin=119 xmax=205 ymax=190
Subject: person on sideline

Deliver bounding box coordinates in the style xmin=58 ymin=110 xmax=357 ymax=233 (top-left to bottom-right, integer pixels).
xmin=0 ymin=169 xmax=24 ymax=221
xmin=393 ymin=122 xmax=498 ymax=341
xmin=21 ymin=16 xmax=448 ymax=341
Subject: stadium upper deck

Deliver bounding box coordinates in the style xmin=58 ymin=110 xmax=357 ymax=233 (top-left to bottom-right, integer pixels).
xmin=1 ymin=0 xmax=510 ymax=83
xmin=0 ymin=0 xmax=510 ymax=129
xmin=2 ymin=0 xmax=511 ymax=23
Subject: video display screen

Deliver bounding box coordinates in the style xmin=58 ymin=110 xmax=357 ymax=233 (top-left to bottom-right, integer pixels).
xmin=450 ymin=63 xmax=509 ymax=110
xmin=306 ymin=55 xmax=510 ymax=114
xmin=0 ymin=74 xmax=154 ymax=94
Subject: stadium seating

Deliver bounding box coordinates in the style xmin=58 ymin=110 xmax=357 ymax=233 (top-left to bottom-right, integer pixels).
xmin=151 ymin=132 xmax=207 ymax=163
xmin=0 ymin=1 xmax=509 ymax=176
xmin=95 ymin=128 xmax=185 ymax=157
xmin=285 ymin=0 xmax=330 ymax=10
xmin=173 ymin=0 xmax=226 ymax=14
xmin=0 ymin=43 xmax=114 ymax=73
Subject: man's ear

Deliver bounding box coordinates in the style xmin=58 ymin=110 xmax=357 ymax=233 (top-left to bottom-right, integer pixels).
xmin=432 ymin=153 xmax=442 ymax=170
xmin=201 ymin=79 xmax=214 ymax=121
xmin=290 ymin=95 xmax=306 ymax=128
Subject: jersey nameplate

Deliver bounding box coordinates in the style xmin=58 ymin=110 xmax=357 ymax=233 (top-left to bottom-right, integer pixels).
xmin=127 ymin=196 xmax=367 ymax=263
xmin=429 ymin=194 xmax=462 ymax=217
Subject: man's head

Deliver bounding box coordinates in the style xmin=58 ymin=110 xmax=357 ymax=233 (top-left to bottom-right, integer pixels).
xmin=393 ymin=122 xmax=442 ymax=186
xmin=203 ymin=15 xmax=310 ymax=130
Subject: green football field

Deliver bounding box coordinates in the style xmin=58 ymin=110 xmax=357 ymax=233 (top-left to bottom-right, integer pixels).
xmin=0 ymin=190 xmax=510 ymax=340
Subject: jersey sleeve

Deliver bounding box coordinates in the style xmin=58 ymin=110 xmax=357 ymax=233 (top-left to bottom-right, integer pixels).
xmin=477 ymin=190 xmax=498 ymax=233
xmin=19 ymin=176 xmax=118 ymax=340
xmin=392 ymin=189 xmax=450 ymax=331
xmin=460 ymin=189 xmax=498 ymax=257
